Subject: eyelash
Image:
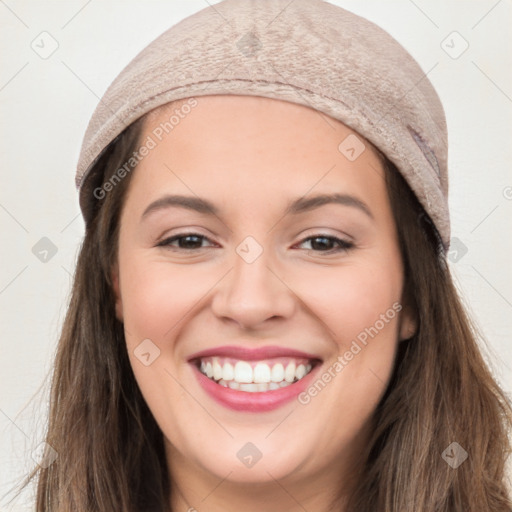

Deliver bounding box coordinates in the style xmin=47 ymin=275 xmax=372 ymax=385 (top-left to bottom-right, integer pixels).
xmin=156 ymin=232 xmax=354 ymax=254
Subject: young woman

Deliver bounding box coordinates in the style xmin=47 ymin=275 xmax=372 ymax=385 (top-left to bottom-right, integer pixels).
xmin=16 ymin=0 xmax=512 ymax=510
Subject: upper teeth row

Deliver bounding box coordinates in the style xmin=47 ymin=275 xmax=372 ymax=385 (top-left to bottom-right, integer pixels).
xmin=200 ymin=358 xmax=313 ymax=384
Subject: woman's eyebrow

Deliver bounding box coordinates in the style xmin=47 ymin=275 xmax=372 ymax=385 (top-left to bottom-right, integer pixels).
xmin=286 ymin=193 xmax=373 ymax=219
xmin=140 ymin=193 xmax=374 ymax=221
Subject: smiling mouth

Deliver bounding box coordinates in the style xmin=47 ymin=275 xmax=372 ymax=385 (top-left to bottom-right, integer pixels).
xmin=194 ymin=356 xmax=319 ymax=393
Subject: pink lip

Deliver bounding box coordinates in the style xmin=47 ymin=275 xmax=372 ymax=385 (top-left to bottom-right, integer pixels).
xmin=187 ymin=345 xmax=321 ymax=362
xmin=187 ymin=345 xmax=322 ymax=412
xmin=190 ymin=364 xmax=321 ymax=412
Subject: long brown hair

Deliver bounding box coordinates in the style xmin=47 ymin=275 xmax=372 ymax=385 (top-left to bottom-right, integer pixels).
xmin=345 ymin=153 xmax=512 ymax=510
xmin=8 ymin=110 xmax=512 ymax=511
xmin=8 ymin=117 xmax=170 ymax=512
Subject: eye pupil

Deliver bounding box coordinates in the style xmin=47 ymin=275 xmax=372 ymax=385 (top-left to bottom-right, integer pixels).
xmin=311 ymin=237 xmax=331 ymax=251
xmin=180 ymin=235 xmax=202 ymax=248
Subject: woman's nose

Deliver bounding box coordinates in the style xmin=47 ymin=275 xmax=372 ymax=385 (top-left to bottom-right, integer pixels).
xmin=210 ymin=238 xmax=297 ymax=330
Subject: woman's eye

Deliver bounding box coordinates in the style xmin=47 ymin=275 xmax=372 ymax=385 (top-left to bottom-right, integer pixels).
xmin=156 ymin=233 xmax=353 ymax=254
xmin=157 ymin=233 xmax=214 ymax=250
xmin=297 ymin=235 xmax=354 ymax=253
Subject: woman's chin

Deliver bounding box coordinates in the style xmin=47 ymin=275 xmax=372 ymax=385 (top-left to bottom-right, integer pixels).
xmin=168 ymin=436 xmax=313 ymax=485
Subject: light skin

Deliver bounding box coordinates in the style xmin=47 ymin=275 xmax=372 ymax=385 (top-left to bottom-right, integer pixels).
xmin=111 ymin=95 xmax=417 ymax=512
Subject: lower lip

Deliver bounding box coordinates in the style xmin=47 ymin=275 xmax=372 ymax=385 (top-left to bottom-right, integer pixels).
xmin=190 ymin=362 xmax=321 ymax=412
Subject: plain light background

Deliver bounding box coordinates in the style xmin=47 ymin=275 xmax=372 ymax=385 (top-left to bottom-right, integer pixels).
xmin=1 ymin=0 xmax=511 ymax=509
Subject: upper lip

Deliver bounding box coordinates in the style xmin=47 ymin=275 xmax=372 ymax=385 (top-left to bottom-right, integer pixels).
xmin=187 ymin=345 xmax=322 ymax=362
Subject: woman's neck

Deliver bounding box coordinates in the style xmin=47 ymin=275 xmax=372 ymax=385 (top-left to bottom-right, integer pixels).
xmin=165 ymin=428 xmax=370 ymax=512
xmin=169 ymin=468 xmax=352 ymax=512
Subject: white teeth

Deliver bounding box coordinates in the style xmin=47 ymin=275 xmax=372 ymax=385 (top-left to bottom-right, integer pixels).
xmin=213 ymin=358 xmax=223 ymax=381
xmin=217 ymin=380 xmax=293 ymax=393
xmin=271 ymin=363 xmax=284 ymax=382
xmin=223 ymin=362 xmax=234 ymax=381
xmin=254 ymin=363 xmax=271 ymax=383
xmin=239 ymin=383 xmax=259 ymax=392
xmin=198 ymin=357 xmax=316 ymax=390
xmin=234 ymin=361 xmax=253 ymax=383
xmin=284 ymin=362 xmax=296 ymax=383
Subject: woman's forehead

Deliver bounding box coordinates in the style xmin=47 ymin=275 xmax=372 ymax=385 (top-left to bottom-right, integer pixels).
xmin=134 ymin=95 xmax=385 ymax=196
xmin=120 ymin=95 xmax=391 ymax=229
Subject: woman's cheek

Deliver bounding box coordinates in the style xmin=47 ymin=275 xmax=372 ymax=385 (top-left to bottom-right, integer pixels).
xmin=293 ymin=262 xmax=399 ymax=337
xmin=120 ymin=258 xmax=218 ymax=339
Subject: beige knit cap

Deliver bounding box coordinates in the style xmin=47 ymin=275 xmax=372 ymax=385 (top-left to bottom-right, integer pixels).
xmin=75 ymin=0 xmax=450 ymax=252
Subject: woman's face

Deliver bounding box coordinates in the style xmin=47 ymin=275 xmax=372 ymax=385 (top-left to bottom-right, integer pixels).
xmin=112 ymin=95 xmax=416 ymax=499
